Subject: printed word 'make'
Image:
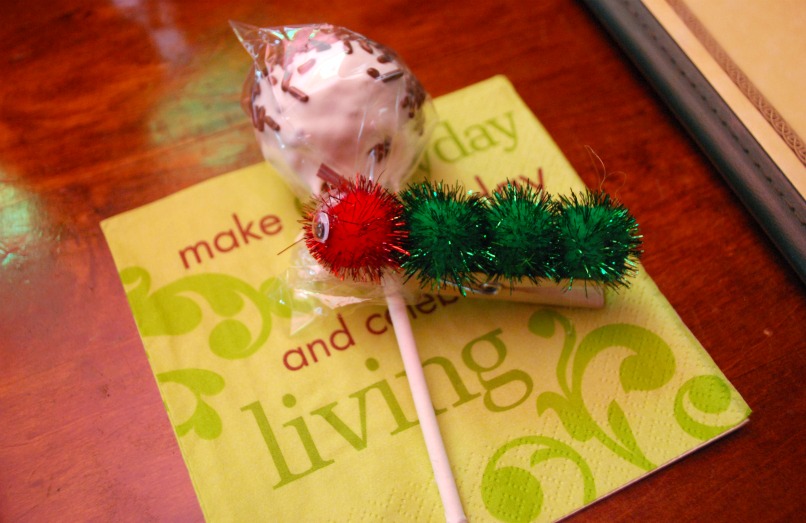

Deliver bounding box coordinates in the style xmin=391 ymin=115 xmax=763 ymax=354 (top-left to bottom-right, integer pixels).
xmin=179 ymin=212 xmax=283 ymax=269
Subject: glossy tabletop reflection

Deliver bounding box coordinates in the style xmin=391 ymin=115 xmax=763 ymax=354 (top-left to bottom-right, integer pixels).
xmin=1 ymin=1 xmax=803 ymax=521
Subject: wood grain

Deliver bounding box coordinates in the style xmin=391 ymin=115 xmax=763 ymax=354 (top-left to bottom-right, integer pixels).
xmin=1 ymin=0 xmax=803 ymax=521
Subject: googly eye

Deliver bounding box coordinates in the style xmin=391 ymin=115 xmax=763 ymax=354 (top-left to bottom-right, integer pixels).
xmin=313 ymin=211 xmax=330 ymax=242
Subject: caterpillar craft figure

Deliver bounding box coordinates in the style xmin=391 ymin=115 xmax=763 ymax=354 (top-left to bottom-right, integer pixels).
xmin=302 ymin=166 xmax=643 ymax=294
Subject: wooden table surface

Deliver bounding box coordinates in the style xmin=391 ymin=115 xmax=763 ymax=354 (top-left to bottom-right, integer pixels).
xmin=2 ymin=0 xmax=803 ymax=521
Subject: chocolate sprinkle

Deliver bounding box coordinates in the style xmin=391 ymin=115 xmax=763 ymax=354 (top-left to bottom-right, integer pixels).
xmin=379 ymin=69 xmax=403 ymax=82
xmin=281 ymin=71 xmax=292 ymax=92
xmin=404 ymin=76 xmax=428 ymax=119
xmin=368 ymin=138 xmax=392 ymax=162
xmin=366 ymin=67 xmax=380 ymax=79
xmin=297 ymin=58 xmax=316 ymax=75
xmin=256 ymin=105 xmax=266 ymax=132
xmin=377 ymin=54 xmax=392 ymax=64
xmin=358 ymin=39 xmax=373 ymax=54
xmin=287 ymin=86 xmax=309 ymax=102
xmin=375 ymin=43 xmax=398 ymax=59
xmin=343 ymin=40 xmax=353 ymax=54
xmin=264 ymin=115 xmax=281 ymax=132
xmin=250 ymin=104 xmax=260 ymax=129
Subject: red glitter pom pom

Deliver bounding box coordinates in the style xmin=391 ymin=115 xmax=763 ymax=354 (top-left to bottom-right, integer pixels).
xmin=303 ymin=176 xmax=408 ymax=282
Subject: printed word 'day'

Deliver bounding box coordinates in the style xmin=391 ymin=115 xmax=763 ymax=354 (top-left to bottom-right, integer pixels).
xmin=417 ymin=111 xmax=518 ymax=175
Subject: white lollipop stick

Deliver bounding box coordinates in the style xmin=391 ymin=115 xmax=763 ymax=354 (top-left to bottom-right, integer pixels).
xmin=384 ymin=275 xmax=467 ymax=523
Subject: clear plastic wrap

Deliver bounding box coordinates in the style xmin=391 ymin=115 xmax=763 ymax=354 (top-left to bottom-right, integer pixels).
xmin=232 ymin=22 xmax=436 ymax=199
xmin=232 ymin=22 xmax=437 ymax=323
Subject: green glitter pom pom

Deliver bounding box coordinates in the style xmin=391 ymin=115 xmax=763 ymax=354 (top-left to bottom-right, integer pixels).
xmin=553 ymin=191 xmax=643 ymax=287
xmin=487 ymin=183 xmax=558 ymax=283
xmin=400 ymin=182 xmax=492 ymax=291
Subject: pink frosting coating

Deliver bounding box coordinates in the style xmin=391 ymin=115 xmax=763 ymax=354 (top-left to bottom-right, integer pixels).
xmin=245 ymin=25 xmax=431 ymax=196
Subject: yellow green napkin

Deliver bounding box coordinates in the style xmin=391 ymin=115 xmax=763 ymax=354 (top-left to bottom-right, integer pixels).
xmin=101 ymin=76 xmax=750 ymax=522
